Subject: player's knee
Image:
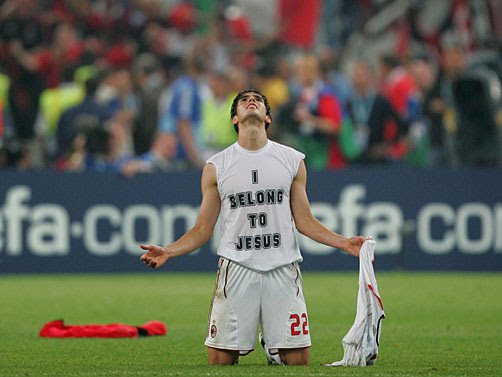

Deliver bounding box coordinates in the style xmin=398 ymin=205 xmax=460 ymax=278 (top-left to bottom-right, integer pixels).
xmin=283 ymin=357 xmax=310 ymax=366
xmin=207 ymin=347 xmax=239 ymax=365
xmin=279 ymin=347 xmax=310 ymax=366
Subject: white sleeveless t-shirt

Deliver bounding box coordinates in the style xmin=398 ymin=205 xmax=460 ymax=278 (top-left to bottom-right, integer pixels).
xmin=207 ymin=140 xmax=305 ymax=272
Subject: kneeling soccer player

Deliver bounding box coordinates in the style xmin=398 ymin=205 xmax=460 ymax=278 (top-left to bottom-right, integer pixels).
xmin=140 ymin=89 xmax=368 ymax=365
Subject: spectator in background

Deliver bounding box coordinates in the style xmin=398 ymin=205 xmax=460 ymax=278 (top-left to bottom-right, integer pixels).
xmin=94 ymin=65 xmax=136 ymax=120
xmin=346 ymin=59 xmax=377 ymax=157
xmin=407 ymin=52 xmax=439 ymax=167
xmin=59 ymin=114 xmax=134 ymax=173
xmin=319 ymin=46 xmax=353 ymax=111
xmin=157 ymin=44 xmax=209 ymax=170
xmin=33 ymin=22 xmax=91 ymax=167
xmin=452 ymin=61 xmax=502 ymax=166
xmin=364 ymin=53 xmax=416 ymax=164
xmin=200 ymin=69 xmax=237 ymax=160
xmin=289 ymin=53 xmax=346 ymax=170
xmin=0 ymin=0 xmax=46 ymax=143
xmin=54 ymin=74 xmax=112 ymax=169
xmin=131 ymin=53 xmax=165 ymax=156
xmin=94 ymin=65 xmax=138 ymax=160
xmin=80 ymin=117 xmax=129 ymax=172
xmin=253 ymin=56 xmax=290 ymax=113
xmin=427 ymin=32 xmax=468 ymax=167
xmin=78 ymin=118 xmax=113 ymax=172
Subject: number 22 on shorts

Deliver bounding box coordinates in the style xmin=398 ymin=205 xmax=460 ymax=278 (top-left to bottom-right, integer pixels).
xmin=290 ymin=313 xmax=309 ymax=336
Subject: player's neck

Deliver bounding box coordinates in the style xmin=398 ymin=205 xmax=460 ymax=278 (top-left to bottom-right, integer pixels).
xmin=237 ymin=127 xmax=268 ymax=151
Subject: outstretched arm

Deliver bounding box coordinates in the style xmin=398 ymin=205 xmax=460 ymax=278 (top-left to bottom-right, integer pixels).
xmin=290 ymin=160 xmax=368 ymax=256
xmin=140 ymin=163 xmax=221 ymax=268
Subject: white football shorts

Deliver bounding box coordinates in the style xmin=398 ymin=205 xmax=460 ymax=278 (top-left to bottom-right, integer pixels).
xmin=204 ymin=257 xmax=311 ymax=353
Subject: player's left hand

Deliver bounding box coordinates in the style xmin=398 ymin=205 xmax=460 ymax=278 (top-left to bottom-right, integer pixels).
xmin=345 ymin=236 xmax=371 ymax=257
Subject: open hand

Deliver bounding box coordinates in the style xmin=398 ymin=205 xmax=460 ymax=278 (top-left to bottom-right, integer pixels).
xmin=139 ymin=244 xmax=171 ymax=269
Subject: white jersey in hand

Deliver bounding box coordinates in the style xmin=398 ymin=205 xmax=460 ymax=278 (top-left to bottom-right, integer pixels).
xmin=206 ymin=140 xmax=305 ymax=272
xmin=326 ymin=239 xmax=385 ymax=367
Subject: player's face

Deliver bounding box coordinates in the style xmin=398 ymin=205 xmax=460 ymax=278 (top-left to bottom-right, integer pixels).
xmin=234 ymin=93 xmax=269 ymax=123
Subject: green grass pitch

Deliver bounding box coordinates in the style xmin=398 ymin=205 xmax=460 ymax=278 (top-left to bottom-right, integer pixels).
xmin=1 ymin=271 xmax=501 ymax=376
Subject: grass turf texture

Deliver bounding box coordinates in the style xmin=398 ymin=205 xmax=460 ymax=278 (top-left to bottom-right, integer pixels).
xmin=1 ymin=272 xmax=501 ymax=376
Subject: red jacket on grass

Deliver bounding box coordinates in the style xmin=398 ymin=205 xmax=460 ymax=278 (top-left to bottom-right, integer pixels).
xmin=39 ymin=319 xmax=167 ymax=338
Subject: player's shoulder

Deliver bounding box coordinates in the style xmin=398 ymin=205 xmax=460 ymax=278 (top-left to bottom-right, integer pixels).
xmin=269 ymin=140 xmax=305 ymax=160
xmin=206 ymin=143 xmax=237 ymax=169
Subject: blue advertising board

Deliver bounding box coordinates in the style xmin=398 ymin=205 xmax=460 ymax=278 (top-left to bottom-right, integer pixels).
xmin=0 ymin=168 xmax=501 ymax=273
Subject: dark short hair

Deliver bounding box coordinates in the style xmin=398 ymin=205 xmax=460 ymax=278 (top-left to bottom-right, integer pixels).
xmin=230 ymin=89 xmax=272 ymax=132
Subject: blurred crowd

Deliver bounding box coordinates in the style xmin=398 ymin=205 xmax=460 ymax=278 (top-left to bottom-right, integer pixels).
xmin=1 ymin=0 xmax=501 ymax=174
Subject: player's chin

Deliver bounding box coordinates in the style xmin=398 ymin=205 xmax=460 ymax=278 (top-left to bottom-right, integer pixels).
xmin=242 ymin=112 xmax=264 ymax=122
